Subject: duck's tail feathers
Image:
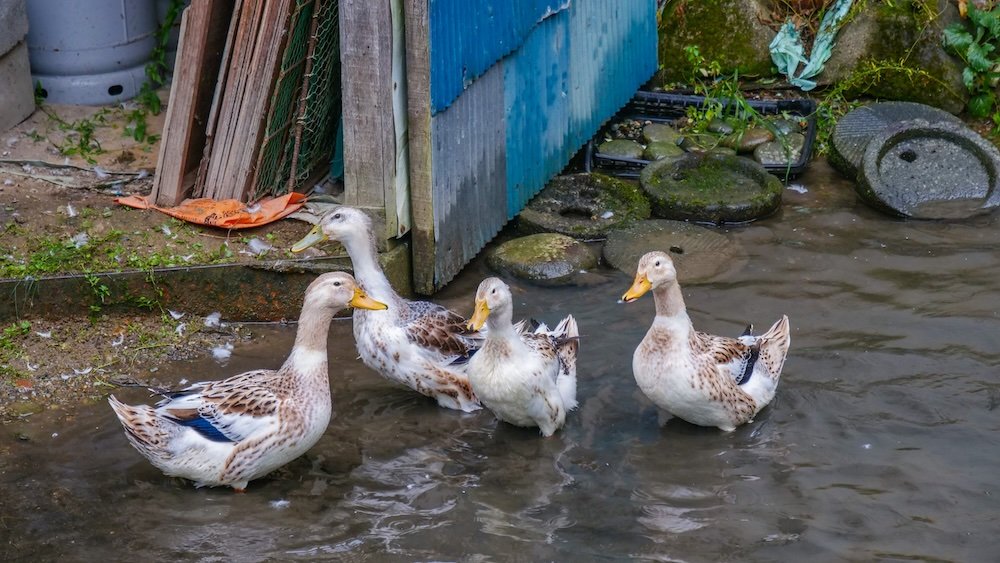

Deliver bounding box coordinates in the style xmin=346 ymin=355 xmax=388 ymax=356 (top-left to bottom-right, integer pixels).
xmin=553 ymin=315 xmax=579 ymax=411
xmin=758 ymin=315 xmax=791 ymax=381
xmin=108 ymin=395 xmax=173 ymax=464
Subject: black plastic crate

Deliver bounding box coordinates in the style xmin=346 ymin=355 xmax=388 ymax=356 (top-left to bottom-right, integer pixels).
xmin=585 ymin=91 xmax=818 ymax=179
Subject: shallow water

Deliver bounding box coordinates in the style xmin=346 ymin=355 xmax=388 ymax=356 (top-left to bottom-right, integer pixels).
xmin=3 ymin=160 xmax=999 ymax=561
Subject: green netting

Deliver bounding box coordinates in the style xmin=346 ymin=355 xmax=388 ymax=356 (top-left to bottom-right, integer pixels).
xmin=253 ymin=0 xmax=340 ymax=199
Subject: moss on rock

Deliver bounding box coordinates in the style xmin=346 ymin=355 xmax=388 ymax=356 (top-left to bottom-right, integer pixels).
xmin=639 ymin=153 xmax=783 ymax=223
xmin=517 ymin=173 xmax=651 ymax=239
xmin=487 ymin=233 xmax=598 ymax=285
xmin=657 ymin=0 xmax=776 ymax=83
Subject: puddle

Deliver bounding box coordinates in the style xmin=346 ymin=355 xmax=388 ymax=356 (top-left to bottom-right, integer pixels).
xmin=2 ymin=161 xmax=998 ymax=560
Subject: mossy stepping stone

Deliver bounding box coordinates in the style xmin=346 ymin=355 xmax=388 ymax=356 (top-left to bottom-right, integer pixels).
xmin=518 ymin=173 xmax=650 ymax=239
xmin=830 ymin=102 xmax=961 ymax=179
xmin=857 ymin=121 xmax=1000 ymax=219
xmin=603 ymin=219 xmax=745 ymax=283
xmin=639 ymin=153 xmax=783 ymax=224
xmin=488 ymin=233 xmax=598 ymax=285
xmin=597 ymin=139 xmax=644 ymax=159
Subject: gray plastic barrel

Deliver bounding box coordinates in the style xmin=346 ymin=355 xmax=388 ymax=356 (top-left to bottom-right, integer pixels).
xmin=25 ymin=0 xmax=158 ymax=105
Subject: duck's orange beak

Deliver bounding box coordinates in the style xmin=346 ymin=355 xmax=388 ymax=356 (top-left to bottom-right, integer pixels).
xmin=349 ymin=287 xmax=388 ymax=311
xmin=467 ymin=298 xmax=490 ymax=331
xmin=621 ymin=273 xmax=652 ymax=303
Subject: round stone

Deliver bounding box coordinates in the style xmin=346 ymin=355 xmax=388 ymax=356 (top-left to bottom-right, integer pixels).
xmin=721 ymin=126 xmax=774 ymax=153
xmin=642 ymin=122 xmax=681 ymax=144
xmin=488 ymin=233 xmax=598 ymax=285
xmin=639 ymin=152 xmax=784 ymax=224
xmin=857 ymin=120 xmax=1000 ymax=219
xmin=517 ymin=173 xmax=651 ymax=239
xmin=643 ymin=140 xmax=685 ymax=161
xmin=830 ymin=101 xmax=962 ymax=179
xmin=603 ymin=219 xmax=746 ymax=283
xmin=754 ymin=132 xmax=806 ymax=167
xmin=597 ymin=139 xmax=644 ymax=159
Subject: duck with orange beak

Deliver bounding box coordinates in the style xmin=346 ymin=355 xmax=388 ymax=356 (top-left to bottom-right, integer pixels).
xmin=622 ymin=251 xmax=790 ymax=431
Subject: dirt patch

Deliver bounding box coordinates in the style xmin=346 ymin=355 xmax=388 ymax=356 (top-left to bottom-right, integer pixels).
xmin=0 ymin=99 xmax=334 ymax=420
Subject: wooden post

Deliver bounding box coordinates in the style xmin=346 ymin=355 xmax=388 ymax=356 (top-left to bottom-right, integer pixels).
xmin=340 ymin=0 xmax=397 ymax=218
xmin=401 ymin=0 xmax=434 ymax=294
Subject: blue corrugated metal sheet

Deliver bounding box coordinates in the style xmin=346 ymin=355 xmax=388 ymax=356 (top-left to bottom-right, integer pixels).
xmin=504 ymin=0 xmax=658 ymax=216
xmin=420 ymin=0 xmax=657 ymax=290
xmin=429 ymin=0 xmax=568 ymax=114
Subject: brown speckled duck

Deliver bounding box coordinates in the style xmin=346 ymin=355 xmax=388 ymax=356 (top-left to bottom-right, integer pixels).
xmin=108 ymin=272 xmax=387 ymax=491
xmin=292 ymin=206 xmax=482 ymax=412
xmin=621 ymin=251 xmax=790 ymax=431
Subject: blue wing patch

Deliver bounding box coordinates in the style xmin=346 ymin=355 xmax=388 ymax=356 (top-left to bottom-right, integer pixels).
xmin=171 ymin=415 xmax=235 ymax=443
xmin=735 ymin=345 xmax=760 ymax=386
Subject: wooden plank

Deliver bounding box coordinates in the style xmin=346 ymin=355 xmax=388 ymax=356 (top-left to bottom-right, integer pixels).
xmin=194 ymin=0 xmax=244 ymax=197
xmin=402 ymin=0 xmax=434 ymax=294
xmin=340 ymin=0 xmax=395 ymax=214
xmin=204 ymin=0 xmax=292 ymax=201
xmin=151 ymin=0 xmax=237 ymax=207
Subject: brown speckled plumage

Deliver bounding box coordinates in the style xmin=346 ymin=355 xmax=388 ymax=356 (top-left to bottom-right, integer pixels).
xmin=300 ymin=206 xmax=482 ymax=412
xmin=624 ymin=251 xmax=790 ymax=431
xmin=109 ymin=272 xmax=384 ymax=491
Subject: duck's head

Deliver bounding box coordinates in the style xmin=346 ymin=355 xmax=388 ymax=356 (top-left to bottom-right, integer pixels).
xmin=467 ymin=277 xmax=512 ymax=331
xmin=306 ymin=272 xmax=388 ymax=312
xmin=621 ymin=251 xmax=677 ymax=303
xmin=292 ymin=206 xmax=373 ymax=253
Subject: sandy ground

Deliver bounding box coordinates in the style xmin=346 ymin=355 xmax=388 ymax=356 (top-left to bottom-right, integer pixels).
xmin=0 ymin=98 xmax=328 ymax=423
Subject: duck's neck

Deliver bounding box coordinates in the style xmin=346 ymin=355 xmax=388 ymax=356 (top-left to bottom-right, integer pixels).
xmin=653 ymin=282 xmax=687 ymax=319
xmin=485 ymin=306 xmax=516 ymax=340
xmin=342 ymin=231 xmax=398 ymax=305
xmin=282 ymin=296 xmax=333 ymax=379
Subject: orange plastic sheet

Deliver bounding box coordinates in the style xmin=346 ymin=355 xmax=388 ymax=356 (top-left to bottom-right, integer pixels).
xmin=115 ymin=193 xmax=307 ymax=229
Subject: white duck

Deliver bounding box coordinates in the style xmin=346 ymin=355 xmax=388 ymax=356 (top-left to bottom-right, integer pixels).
xmin=108 ymin=272 xmax=387 ymax=491
xmin=465 ymin=277 xmax=579 ymax=437
xmin=292 ymin=206 xmax=482 ymax=412
xmin=621 ymin=251 xmax=790 ymax=431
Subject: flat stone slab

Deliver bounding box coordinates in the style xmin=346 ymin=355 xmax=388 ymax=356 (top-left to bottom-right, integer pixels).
xmin=518 ymin=173 xmax=650 ymax=239
xmin=488 ymin=233 xmax=598 ymax=285
xmin=831 ymin=101 xmax=962 ymax=179
xmin=639 ymin=153 xmax=783 ymax=224
xmin=603 ymin=220 xmax=745 ymax=283
xmin=857 ymin=121 xmax=1000 ymax=219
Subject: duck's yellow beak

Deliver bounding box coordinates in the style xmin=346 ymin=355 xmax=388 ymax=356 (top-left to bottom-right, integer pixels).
xmin=467 ymin=298 xmax=490 ymax=331
xmin=291 ymin=224 xmax=328 ymax=253
xmin=621 ymin=273 xmax=652 ymax=303
xmin=349 ymin=287 xmax=388 ymax=311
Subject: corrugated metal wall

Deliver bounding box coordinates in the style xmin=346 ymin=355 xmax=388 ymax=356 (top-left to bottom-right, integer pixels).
xmin=407 ymin=0 xmax=657 ymax=293
xmin=428 ymin=0 xmax=569 ymax=114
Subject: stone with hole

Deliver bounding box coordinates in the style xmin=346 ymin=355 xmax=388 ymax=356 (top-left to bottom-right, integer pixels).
xmin=603 ymin=220 xmax=746 ymax=283
xmin=488 ymin=233 xmax=598 ymax=285
xmin=517 ymin=173 xmax=650 ymax=239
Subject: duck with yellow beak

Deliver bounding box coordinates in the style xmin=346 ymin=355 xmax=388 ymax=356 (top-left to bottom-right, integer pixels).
xmin=465 ymin=277 xmax=579 ymax=437
xmin=622 ymin=251 xmax=791 ymax=431
xmin=291 ymin=206 xmax=483 ymax=413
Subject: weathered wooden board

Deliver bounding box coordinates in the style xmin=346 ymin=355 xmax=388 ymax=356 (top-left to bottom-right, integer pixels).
xmin=151 ymin=0 xmax=237 ymax=207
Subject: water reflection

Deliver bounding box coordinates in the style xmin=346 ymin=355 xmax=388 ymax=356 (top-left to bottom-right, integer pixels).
xmin=2 ymin=160 xmax=999 ymax=560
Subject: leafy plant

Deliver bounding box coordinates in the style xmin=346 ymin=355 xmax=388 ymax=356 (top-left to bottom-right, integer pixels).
xmin=127 ymin=0 xmax=184 ymax=145
xmin=943 ymin=3 xmax=1000 ymax=121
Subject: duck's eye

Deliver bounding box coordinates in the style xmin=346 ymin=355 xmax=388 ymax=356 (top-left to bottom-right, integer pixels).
xmin=333 ymin=281 xmax=341 ymax=287
xmin=491 ymin=288 xmax=497 ymax=294
xmin=333 ymin=213 xmax=342 ymax=220
xmin=655 ymin=261 xmax=661 ymax=267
